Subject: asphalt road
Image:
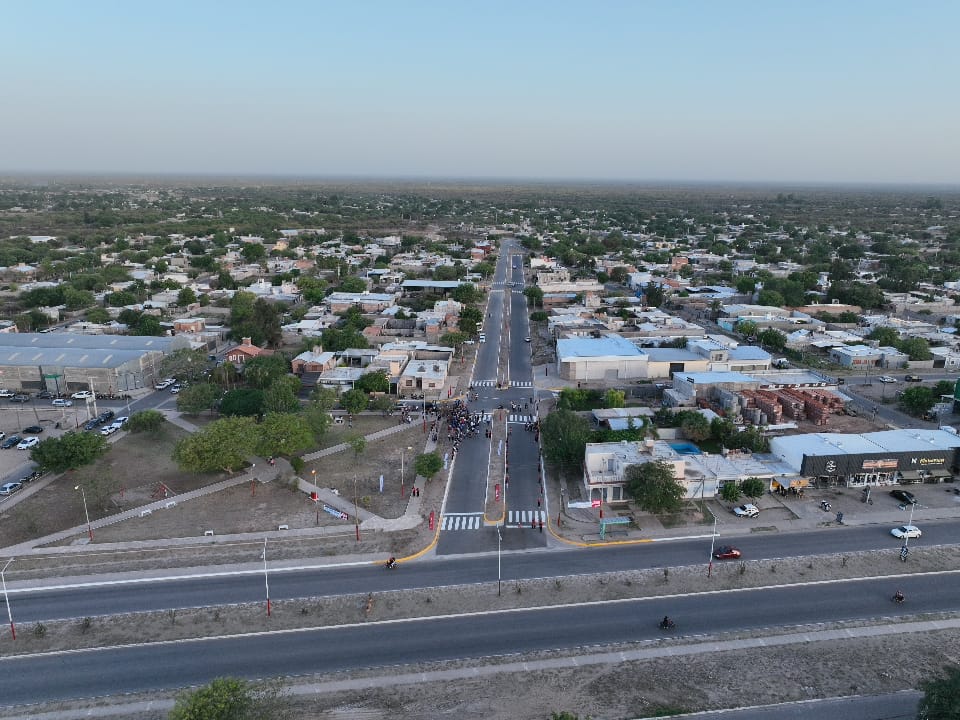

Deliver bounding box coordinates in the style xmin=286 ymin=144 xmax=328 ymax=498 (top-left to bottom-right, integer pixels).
xmin=12 ymin=518 xmax=960 ymax=623
xmin=2 ymin=572 xmax=957 ymax=707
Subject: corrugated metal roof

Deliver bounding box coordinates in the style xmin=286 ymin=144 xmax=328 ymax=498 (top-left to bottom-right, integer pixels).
xmin=557 ymin=335 xmax=643 ymax=359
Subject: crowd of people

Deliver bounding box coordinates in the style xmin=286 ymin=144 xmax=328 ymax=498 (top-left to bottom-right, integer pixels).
xmin=437 ymin=399 xmax=487 ymax=451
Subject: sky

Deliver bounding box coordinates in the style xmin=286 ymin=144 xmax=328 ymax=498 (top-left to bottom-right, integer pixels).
xmin=2 ymin=1 xmax=958 ymax=184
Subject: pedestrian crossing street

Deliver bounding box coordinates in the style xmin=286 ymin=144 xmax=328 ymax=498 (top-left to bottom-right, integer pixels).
xmin=441 ymin=510 xmax=547 ymax=531
xmin=507 ymin=415 xmax=535 ymax=423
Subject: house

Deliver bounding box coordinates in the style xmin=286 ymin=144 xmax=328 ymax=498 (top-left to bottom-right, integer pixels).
xmin=225 ymin=337 xmax=274 ymax=366
xmin=398 ymin=359 xmax=449 ymax=398
xmin=556 ymin=335 xmax=647 ymax=381
xmin=291 ymin=347 xmax=338 ymax=375
xmin=828 ymin=345 xmax=906 ymax=369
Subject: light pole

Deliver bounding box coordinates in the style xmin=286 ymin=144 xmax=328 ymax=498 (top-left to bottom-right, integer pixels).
xmin=312 ymin=469 xmax=319 ymax=525
xmin=707 ymin=517 xmax=718 ymax=578
xmin=496 ymin=523 xmax=502 ymax=597
xmin=261 ymin=537 xmax=271 ymax=616
xmin=74 ymin=485 xmax=93 ymax=541
xmin=1 ymin=558 xmax=15 ymax=640
xmin=400 ymin=445 xmax=413 ymax=498
xmin=353 ymin=474 xmax=361 ymax=542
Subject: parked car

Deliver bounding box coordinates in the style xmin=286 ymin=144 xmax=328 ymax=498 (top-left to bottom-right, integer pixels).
xmin=890 ymin=489 xmax=917 ymax=505
xmin=17 ymin=437 xmax=39 ymax=450
xmin=83 ymin=419 xmax=100 ymax=431
xmin=22 ymin=425 xmax=44 ymax=434
xmin=524 ymin=337 xmax=531 ymax=342
xmin=713 ymin=545 xmax=742 ymax=560
xmin=9 ymin=394 xmax=31 ymax=403
xmin=891 ymin=525 xmax=922 ymax=539
xmin=111 ymin=416 xmax=129 ymax=428
xmin=36 ymin=390 xmax=55 ymax=399
xmin=733 ymin=503 xmax=760 ymax=518
xmin=52 ymin=399 xmax=73 ymax=407
xmin=71 ymin=390 xmax=93 ymax=400
xmin=97 ymin=410 xmax=115 ymax=424
xmin=100 ymin=425 xmax=118 ymax=437
xmin=0 ymin=389 xmax=14 ymax=398
xmin=170 ymin=385 xmax=182 ymax=394
xmin=1 ymin=435 xmax=21 ymax=449
xmin=905 ymin=375 xmax=922 ymax=382
xmin=0 ymin=481 xmax=23 ymax=495
xmin=878 ymin=376 xmax=897 ymax=384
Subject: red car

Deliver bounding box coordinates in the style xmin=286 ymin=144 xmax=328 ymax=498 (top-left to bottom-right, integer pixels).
xmin=714 ymin=545 xmax=742 ymax=560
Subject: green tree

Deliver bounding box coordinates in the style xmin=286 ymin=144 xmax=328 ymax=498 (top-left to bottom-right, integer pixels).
xmin=369 ymin=395 xmax=394 ymax=413
xmin=297 ymin=276 xmax=328 ymax=304
xmin=176 ymin=383 xmax=222 ymax=415
xmin=530 ymin=311 xmax=548 ymax=322
xmin=867 ymin=327 xmax=900 ymax=347
xmin=757 ymin=289 xmax=785 ymax=307
xmin=415 ymin=451 xmax=443 ymax=480
xmin=917 ymin=665 xmax=960 ymax=720
xmin=899 ymin=386 xmax=935 ymax=417
xmin=523 ymin=286 xmax=544 ymax=307
xmin=85 ymin=307 xmax=111 ymax=324
xmin=458 ymin=306 xmax=483 ymax=336
xmin=680 ymin=412 xmax=711 ymax=442
xmin=308 ymin=386 xmax=338 ymax=413
xmin=899 ymin=337 xmax=932 ymax=361
xmin=240 ymin=243 xmax=267 ymax=263
xmin=173 ymin=416 xmax=258 ymax=473
xmin=220 ymin=388 xmax=265 ymax=417
xmin=720 ymin=481 xmax=742 ymax=503
xmin=31 ymin=431 xmax=109 ymax=472
xmin=644 ymin=283 xmax=665 ymax=307
xmin=243 ymin=355 xmax=289 ymax=389
xmin=451 ymin=283 xmax=481 ymax=304
xmin=540 ymin=409 xmax=593 ymax=467
xmin=355 ymin=370 xmax=389 ymax=394
xmin=169 ymin=676 xmax=287 ymax=720
xmin=337 ymin=276 xmax=367 ymax=293
xmin=757 ymin=328 xmax=787 ymax=352
xmin=177 ymin=287 xmax=197 ymax=306
xmin=736 ymin=320 xmax=759 ymax=339
xmin=735 ymin=277 xmax=756 ymax=294
xmin=439 ymin=331 xmax=468 ymax=348
xmin=320 ymin=327 xmax=369 ymax=351
xmin=256 ymin=413 xmax=314 ymax=458
xmin=127 ymin=409 xmax=166 ymax=433
xmin=161 ymin=349 xmax=210 ymax=383
xmin=133 ymin=314 xmax=163 ymax=336
xmin=625 ymin=461 xmax=685 ymax=514
xmin=339 ymin=388 xmax=368 ymax=414
xmin=604 ymin=389 xmax=625 ymax=408
xmin=263 ymin=376 xmax=301 ymax=413
xmin=741 ymin=476 xmax=766 ymax=498
xmin=348 ymin=434 xmax=367 ymax=460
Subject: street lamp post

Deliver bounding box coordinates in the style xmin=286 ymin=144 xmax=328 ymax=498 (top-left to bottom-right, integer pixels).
xmin=261 ymin=537 xmax=271 ymax=616
xmin=74 ymin=485 xmax=93 ymax=541
xmin=707 ymin=517 xmax=718 ymax=578
xmin=353 ymin=474 xmax=361 ymax=542
xmin=1 ymin=558 xmax=15 ymax=640
xmin=400 ymin=445 xmax=413 ymax=498
xmin=312 ymin=469 xmax=319 ymax=525
xmin=497 ymin=523 xmax=502 ymax=597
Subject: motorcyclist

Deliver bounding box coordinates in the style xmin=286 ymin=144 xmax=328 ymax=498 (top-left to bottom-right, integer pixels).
xmin=661 ymin=616 xmax=673 ymax=628
xmin=894 ymin=589 xmax=904 ymax=603
xmin=386 ymin=556 xmax=397 ymax=569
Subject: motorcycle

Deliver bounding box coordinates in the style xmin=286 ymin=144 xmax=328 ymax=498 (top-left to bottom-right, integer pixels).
xmin=658 ymin=618 xmax=676 ymax=630
xmin=893 ymin=592 xmax=905 ymax=604
xmin=385 ymin=558 xmax=398 ymax=570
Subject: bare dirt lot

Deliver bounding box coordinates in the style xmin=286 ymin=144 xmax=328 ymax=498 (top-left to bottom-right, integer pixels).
xmin=3 ymin=547 xmax=958 ymax=719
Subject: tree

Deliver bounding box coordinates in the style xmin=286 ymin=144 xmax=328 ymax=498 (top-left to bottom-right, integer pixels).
xmin=355 ymin=370 xmax=389 ymax=394
xmin=242 ymin=355 xmax=289 ymax=389
xmin=320 ymin=327 xmax=369 ymax=352
xmin=900 ymin=386 xmax=935 ymax=417
xmin=540 ymin=409 xmax=593 ymax=468
xmin=917 ymin=665 xmax=960 ymax=720
xmin=85 ymin=307 xmax=111 ymax=324
xmin=736 ymin=320 xmax=759 ymax=339
xmin=219 ymin=388 xmax=265 ymax=417
xmin=127 ymin=409 xmax=165 ymax=433
xmin=177 ymin=287 xmax=197 ymax=306
xmin=31 ymin=432 xmax=109 ymax=472
xmin=735 ymin=277 xmax=756 ymax=294
xmin=348 ymin=434 xmax=367 ymax=460
xmin=369 ymin=394 xmax=394 ymax=413
xmin=169 ymin=676 xmax=287 ymax=720
xmin=604 ymin=389 xmax=625 ymax=408
xmin=263 ymin=376 xmax=301 ymax=413
xmin=451 ymin=283 xmax=481 ymax=304
xmin=867 ymin=327 xmax=900 ymax=348
xmin=531 ymin=311 xmax=548 ymax=322
xmin=680 ymin=413 xmax=711 ymax=442
xmin=339 ymin=388 xmax=368 ymax=414
xmin=229 ymin=293 xmax=281 ymax=347
xmin=415 ymin=452 xmax=443 ymax=480
xmin=458 ymin=306 xmax=483 ymax=336
xmin=899 ymin=337 xmax=932 ymax=361
xmin=720 ymin=482 xmax=742 ymax=503
xmin=757 ymin=289 xmax=785 ymax=307
xmin=757 ymin=328 xmax=787 ymax=352
xmin=308 ymin=386 xmax=338 ymax=413
xmin=625 ymin=461 xmax=685 ymax=514
xmin=133 ymin=314 xmax=163 ymax=336
xmin=240 ymin=243 xmax=267 ymax=263
xmin=439 ymin=331 xmax=468 ymax=348
xmin=255 ymin=413 xmax=314 ymax=458
xmin=337 ymin=276 xmax=366 ymax=293
xmin=741 ymin=476 xmax=766 ymax=499
xmin=644 ymin=283 xmax=665 ymax=307
xmin=523 ymin=286 xmax=543 ymax=307
xmin=160 ymin=349 xmax=210 ymax=383
xmin=176 ymin=383 xmax=222 ymax=415
xmin=173 ymin=416 xmax=258 ymax=473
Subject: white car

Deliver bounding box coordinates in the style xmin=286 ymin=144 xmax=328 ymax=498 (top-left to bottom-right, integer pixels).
xmin=733 ymin=503 xmax=760 ymax=518
xmin=0 ymin=389 xmax=14 ymax=398
xmin=52 ymin=398 xmax=74 ymax=407
xmin=100 ymin=425 xmax=118 ymax=437
xmin=71 ymin=390 xmax=93 ymax=400
xmin=170 ymin=385 xmax=182 ymax=394
xmin=890 ymin=525 xmax=922 ymax=539
xmin=0 ymin=481 xmax=23 ymax=495
xmin=878 ymin=376 xmax=897 ymax=384
xmin=111 ymin=416 xmax=129 ymax=428
xmin=17 ymin=437 xmax=39 ymax=450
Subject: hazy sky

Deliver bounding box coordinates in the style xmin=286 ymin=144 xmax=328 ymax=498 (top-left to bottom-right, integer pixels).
xmin=3 ymin=1 xmax=958 ymax=183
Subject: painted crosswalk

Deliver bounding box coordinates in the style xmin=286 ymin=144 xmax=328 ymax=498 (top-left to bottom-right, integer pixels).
xmin=441 ymin=513 xmax=484 ymax=531
xmin=507 ymin=414 xmax=535 ymax=423
xmin=508 ymin=510 xmax=546 ymax=526
xmin=510 ymin=381 xmax=533 ymax=388
xmin=473 ymin=380 xmax=498 ymax=387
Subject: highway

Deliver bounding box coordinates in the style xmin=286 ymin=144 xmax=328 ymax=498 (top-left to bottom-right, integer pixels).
xmin=2 ymin=572 xmax=958 ymax=707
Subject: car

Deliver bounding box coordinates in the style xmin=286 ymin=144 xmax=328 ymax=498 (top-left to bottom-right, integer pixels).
xmin=0 ymin=389 xmax=14 ymax=398
xmin=9 ymin=394 xmax=30 ymax=403
xmin=97 ymin=410 xmax=115 ymax=423
xmin=0 ymin=435 xmax=18 ymax=449
xmin=733 ymin=503 xmax=760 ymax=518
xmin=100 ymin=425 xmax=118 ymax=436
xmin=170 ymin=385 xmax=181 ymax=394
xmin=0 ymin=481 xmax=23 ymax=495
xmin=478 ymin=335 xmax=486 ymax=343
xmin=17 ymin=437 xmax=39 ymax=450
xmin=890 ymin=489 xmax=917 ymax=505
xmin=112 ymin=416 xmax=129 ymax=428
xmin=905 ymin=375 xmax=922 ymax=382
xmin=83 ymin=419 xmax=100 ymax=431
xmin=524 ymin=337 xmax=531 ymax=342
xmin=71 ymin=390 xmax=93 ymax=400
xmin=22 ymin=425 xmax=43 ymax=434
xmin=891 ymin=525 xmax=922 ymax=539
xmin=713 ymin=545 xmax=742 ymax=560
xmin=52 ymin=398 xmax=73 ymax=407
xmin=36 ymin=390 xmax=55 ymax=399
xmin=878 ymin=376 xmax=897 ymax=384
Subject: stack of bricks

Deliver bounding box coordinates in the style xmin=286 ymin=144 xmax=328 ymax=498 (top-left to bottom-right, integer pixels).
xmin=770 ymin=389 xmax=806 ymax=420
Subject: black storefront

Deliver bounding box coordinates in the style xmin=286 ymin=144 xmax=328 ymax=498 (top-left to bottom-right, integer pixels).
xmin=801 ymin=448 xmax=957 ymax=487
